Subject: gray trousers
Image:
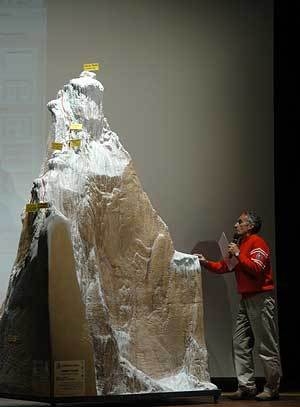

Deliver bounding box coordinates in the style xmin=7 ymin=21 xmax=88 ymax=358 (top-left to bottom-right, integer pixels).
xmin=233 ymin=291 xmax=281 ymax=392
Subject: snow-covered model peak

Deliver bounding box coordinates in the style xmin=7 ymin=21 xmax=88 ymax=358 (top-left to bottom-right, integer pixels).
xmin=70 ymin=70 xmax=104 ymax=92
xmin=80 ymin=70 xmax=97 ymax=78
xmin=42 ymin=72 xmax=129 ymax=188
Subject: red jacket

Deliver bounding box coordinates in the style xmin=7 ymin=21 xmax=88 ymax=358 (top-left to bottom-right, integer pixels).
xmin=205 ymin=234 xmax=274 ymax=297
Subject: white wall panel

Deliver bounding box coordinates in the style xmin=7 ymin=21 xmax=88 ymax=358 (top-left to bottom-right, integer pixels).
xmin=0 ymin=0 xmax=46 ymax=302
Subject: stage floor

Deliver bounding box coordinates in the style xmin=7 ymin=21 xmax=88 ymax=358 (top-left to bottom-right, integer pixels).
xmin=0 ymin=393 xmax=300 ymax=406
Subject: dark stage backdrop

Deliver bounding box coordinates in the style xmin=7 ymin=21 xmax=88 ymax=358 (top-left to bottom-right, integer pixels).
xmin=274 ymin=1 xmax=299 ymax=390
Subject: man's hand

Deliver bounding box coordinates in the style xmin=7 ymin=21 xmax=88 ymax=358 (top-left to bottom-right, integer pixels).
xmin=194 ymin=253 xmax=207 ymax=266
xmin=228 ymin=243 xmax=240 ymax=257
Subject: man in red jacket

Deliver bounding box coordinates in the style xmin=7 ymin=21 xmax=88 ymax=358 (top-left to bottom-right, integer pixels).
xmin=196 ymin=210 xmax=281 ymax=401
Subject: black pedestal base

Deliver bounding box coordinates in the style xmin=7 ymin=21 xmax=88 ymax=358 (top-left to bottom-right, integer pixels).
xmin=1 ymin=389 xmax=222 ymax=406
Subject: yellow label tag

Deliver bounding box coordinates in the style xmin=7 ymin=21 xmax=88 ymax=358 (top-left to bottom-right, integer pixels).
xmin=8 ymin=335 xmax=19 ymax=343
xmin=69 ymin=139 xmax=81 ymax=148
xmin=69 ymin=123 xmax=83 ymax=130
xmin=83 ymin=63 xmax=99 ymax=71
xmin=26 ymin=203 xmax=38 ymax=213
xmin=51 ymin=142 xmax=63 ymax=150
xmin=37 ymin=202 xmax=49 ymax=209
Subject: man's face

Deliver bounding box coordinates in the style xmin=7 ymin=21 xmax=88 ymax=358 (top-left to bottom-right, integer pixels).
xmin=234 ymin=213 xmax=253 ymax=236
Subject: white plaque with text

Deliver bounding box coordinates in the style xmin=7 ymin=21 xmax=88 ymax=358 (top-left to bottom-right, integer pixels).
xmin=54 ymin=360 xmax=85 ymax=396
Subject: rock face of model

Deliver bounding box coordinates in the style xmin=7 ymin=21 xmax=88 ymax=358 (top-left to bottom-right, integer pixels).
xmin=0 ymin=71 xmax=215 ymax=396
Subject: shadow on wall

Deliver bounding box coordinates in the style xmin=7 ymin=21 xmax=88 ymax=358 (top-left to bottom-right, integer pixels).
xmin=0 ymin=162 xmax=21 ymax=231
xmin=0 ymin=161 xmax=23 ymax=303
xmin=191 ymin=241 xmax=234 ymax=377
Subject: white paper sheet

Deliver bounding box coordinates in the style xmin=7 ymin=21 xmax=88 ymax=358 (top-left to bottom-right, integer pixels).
xmin=218 ymin=232 xmax=238 ymax=271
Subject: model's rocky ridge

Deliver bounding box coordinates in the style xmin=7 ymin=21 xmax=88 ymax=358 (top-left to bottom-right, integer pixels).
xmin=0 ymin=71 xmax=214 ymax=395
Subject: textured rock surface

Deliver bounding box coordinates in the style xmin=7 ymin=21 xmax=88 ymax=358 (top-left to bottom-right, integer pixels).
xmin=0 ymin=71 xmax=215 ymax=395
